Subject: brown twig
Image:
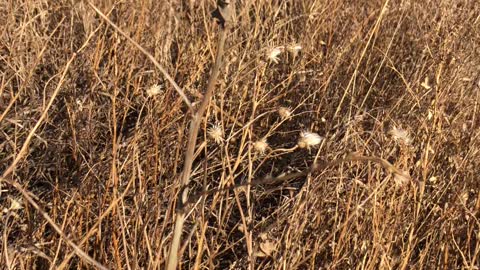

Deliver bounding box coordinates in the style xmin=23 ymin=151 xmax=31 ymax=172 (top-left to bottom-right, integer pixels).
xmin=182 ymin=152 xmax=412 ymax=209
xmin=166 ymin=1 xmax=235 ymax=269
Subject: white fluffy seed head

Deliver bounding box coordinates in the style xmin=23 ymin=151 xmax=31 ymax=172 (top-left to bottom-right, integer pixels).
xmin=146 ymin=84 xmax=163 ymax=97
xmin=208 ymin=123 xmax=223 ymax=144
xmin=298 ymin=131 xmax=323 ymax=148
xmin=267 ymin=47 xmax=283 ymax=64
xmin=253 ymin=138 xmax=269 ymax=154
xmin=389 ymin=126 xmax=412 ymax=145
xmin=9 ymin=197 xmax=23 ymax=210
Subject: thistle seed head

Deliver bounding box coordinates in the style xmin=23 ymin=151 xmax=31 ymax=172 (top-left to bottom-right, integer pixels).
xmin=267 ymin=46 xmax=284 ymax=64
xmin=298 ymin=131 xmax=323 ymax=149
xmin=253 ymin=138 xmax=269 ymax=154
xmin=208 ymin=123 xmax=224 ymax=144
xmin=146 ymin=84 xmax=163 ymax=97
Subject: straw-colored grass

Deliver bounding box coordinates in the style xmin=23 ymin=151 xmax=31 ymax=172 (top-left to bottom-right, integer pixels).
xmin=1 ymin=0 xmax=479 ymax=269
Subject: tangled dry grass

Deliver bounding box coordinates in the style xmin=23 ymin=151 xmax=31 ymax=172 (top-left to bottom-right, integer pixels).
xmin=1 ymin=0 xmax=480 ymax=269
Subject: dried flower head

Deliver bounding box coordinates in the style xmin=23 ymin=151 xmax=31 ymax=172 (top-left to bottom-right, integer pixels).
xmin=286 ymin=43 xmax=302 ymax=57
xmin=298 ymin=131 xmax=323 ymax=149
xmin=266 ymin=46 xmax=283 ymax=64
xmin=253 ymin=138 xmax=269 ymax=154
xmin=9 ymin=197 xmax=23 ymax=211
xmin=278 ymin=106 xmax=292 ymax=120
xmin=208 ymin=123 xmax=223 ymax=144
xmin=147 ymin=84 xmax=163 ymax=97
xmin=393 ymin=171 xmax=411 ymax=187
xmin=389 ymin=126 xmax=412 ymax=145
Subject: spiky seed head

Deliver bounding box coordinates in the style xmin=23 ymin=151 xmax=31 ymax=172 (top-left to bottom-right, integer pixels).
xmin=267 ymin=46 xmax=283 ymax=64
xmin=298 ymin=131 xmax=323 ymax=148
xmin=147 ymin=84 xmax=163 ymax=97
xmin=208 ymin=123 xmax=223 ymax=144
xmin=253 ymin=138 xmax=269 ymax=154
xmin=9 ymin=197 xmax=23 ymax=210
xmin=278 ymin=107 xmax=292 ymax=120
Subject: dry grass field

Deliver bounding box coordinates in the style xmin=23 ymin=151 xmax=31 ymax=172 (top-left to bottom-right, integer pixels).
xmin=1 ymin=0 xmax=480 ymax=269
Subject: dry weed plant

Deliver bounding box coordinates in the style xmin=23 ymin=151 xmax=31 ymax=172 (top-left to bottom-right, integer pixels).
xmin=1 ymin=0 xmax=480 ymax=269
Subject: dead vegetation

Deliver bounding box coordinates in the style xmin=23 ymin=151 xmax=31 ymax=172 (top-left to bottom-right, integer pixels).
xmin=1 ymin=0 xmax=480 ymax=269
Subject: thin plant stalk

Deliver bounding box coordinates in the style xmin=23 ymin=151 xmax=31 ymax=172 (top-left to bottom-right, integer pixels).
xmin=166 ymin=1 xmax=234 ymax=269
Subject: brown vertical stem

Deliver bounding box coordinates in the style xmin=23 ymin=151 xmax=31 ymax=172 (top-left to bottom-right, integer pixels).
xmin=166 ymin=3 xmax=233 ymax=268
